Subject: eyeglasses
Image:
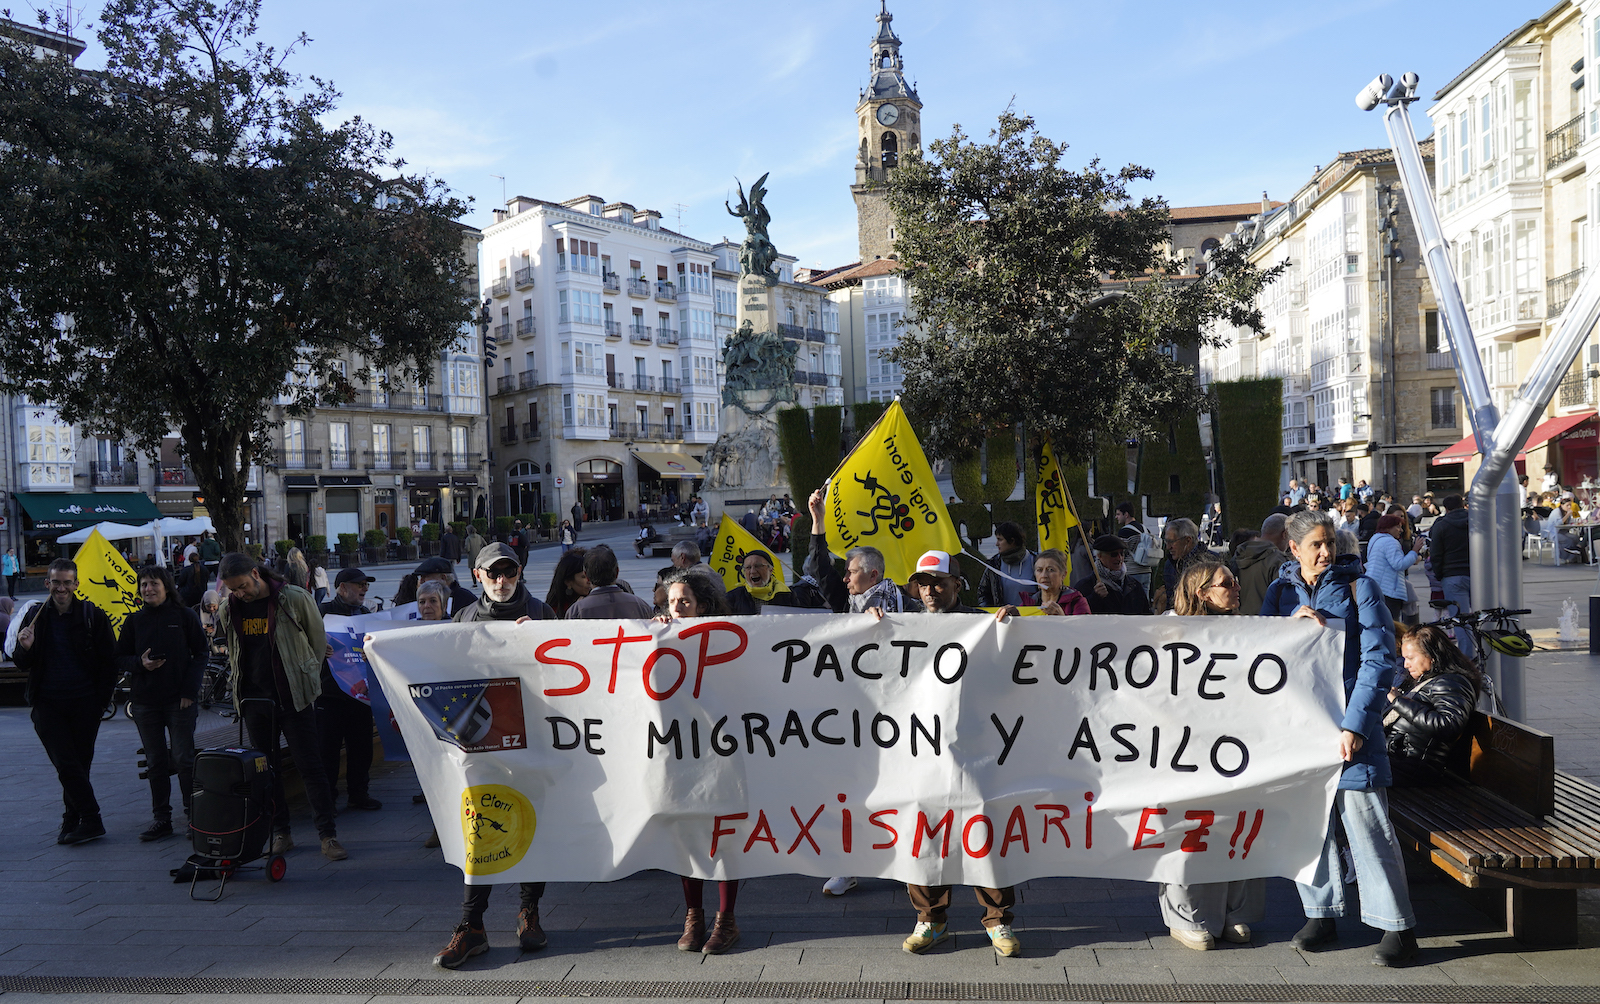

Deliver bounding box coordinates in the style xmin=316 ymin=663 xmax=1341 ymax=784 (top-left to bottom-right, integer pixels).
xmin=1208 ymin=577 xmax=1239 ymax=590
xmin=483 ymin=566 xmax=520 ymax=581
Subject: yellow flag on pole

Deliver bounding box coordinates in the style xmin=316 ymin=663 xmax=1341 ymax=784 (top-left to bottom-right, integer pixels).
xmin=822 ymin=400 xmax=961 ymax=585
xmin=72 ymin=529 xmax=142 ymax=637
xmin=707 ymin=513 xmax=791 ymax=595
xmin=1034 ymin=436 xmax=1080 ymax=556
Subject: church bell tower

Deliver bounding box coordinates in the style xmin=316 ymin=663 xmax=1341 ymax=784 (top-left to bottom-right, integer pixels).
xmin=851 ymin=1 xmax=920 ymax=263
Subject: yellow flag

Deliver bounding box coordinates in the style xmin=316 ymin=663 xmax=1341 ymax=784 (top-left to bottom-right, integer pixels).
xmin=1034 ymin=436 xmax=1080 ymax=557
xmin=708 ymin=514 xmax=791 ymax=594
xmin=822 ymin=400 xmax=961 ymax=585
xmin=73 ymin=529 xmax=142 ymax=637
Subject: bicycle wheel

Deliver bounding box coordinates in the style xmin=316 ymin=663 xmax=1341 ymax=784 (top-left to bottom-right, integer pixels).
xmin=101 ymin=699 xmax=117 ymax=722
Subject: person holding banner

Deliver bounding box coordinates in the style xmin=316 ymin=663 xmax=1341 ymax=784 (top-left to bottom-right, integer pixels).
xmin=805 ymin=489 xmax=919 ymax=615
xmin=116 ymin=565 xmax=207 ymax=842
xmin=895 ymin=549 xmax=1020 ymax=957
xmin=12 ymin=558 xmax=118 ymax=846
xmin=655 ymin=570 xmax=744 ymax=955
xmin=317 ymin=568 xmax=382 ymax=812
xmin=1160 ymin=558 xmax=1266 ymax=950
xmin=434 ymin=541 xmax=554 ymax=969
xmin=1261 ymin=510 xmax=1418 ymax=968
xmin=724 ymin=548 xmax=826 ymax=615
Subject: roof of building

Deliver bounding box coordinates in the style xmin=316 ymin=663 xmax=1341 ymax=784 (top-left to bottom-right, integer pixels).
xmin=1168 ymin=202 xmax=1284 ymax=222
xmin=1433 ymin=1 xmax=1564 ymax=100
xmin=808 ymin=258 xmax=904 ymax=288
xmin=495 ymin=195 xmax=703 ymax=245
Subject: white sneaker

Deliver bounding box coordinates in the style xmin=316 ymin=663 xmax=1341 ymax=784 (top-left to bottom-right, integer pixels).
xmin=822 ymin=875 xmax=857 ymax=897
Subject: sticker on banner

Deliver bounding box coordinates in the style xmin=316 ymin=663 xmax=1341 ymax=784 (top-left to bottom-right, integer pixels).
xmin=461 ymin=784 xmax=537 ymax=874
xmin=409 ymin=678 xmax=527 ymax=752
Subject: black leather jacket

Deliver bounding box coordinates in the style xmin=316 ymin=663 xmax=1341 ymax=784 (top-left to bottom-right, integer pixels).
xmin=1385 ymin=668 xmax=1477 ymax=779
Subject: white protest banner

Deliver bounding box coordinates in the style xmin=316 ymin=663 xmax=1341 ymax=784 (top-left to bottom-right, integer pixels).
xmin=365 ymin=613 xmax=1347 ymax=887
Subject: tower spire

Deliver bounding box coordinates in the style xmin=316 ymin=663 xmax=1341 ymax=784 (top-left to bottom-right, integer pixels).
xmin=868 ymin=2 xmax=916 ymax=102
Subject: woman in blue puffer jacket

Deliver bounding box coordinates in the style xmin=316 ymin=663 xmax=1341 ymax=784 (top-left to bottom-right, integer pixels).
xmin=1261 ymin=508 xmax=1418 ymax=968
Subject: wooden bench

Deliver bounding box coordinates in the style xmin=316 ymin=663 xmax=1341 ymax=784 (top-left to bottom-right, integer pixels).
xmin=1388 ymin=713 xmax=1600 ymax=944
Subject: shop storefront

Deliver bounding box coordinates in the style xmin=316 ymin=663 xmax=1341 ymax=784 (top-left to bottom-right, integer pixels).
xmin=16 ymin=491 xmax=162 ymax=567
xmin=319 ymin=475 xmax=369 ymax=547
xmin=1432 ymin=411 xmax=1595 ymax=491
xmin=284 ymin=476 xmax=317 ymax=545
xmin=632 ymin=451 xmax=704 ymax=517
xmin=576 ymin=459 xmax=624 ymax=523
xmin=405 ymin=475 xmax=445 ymax=530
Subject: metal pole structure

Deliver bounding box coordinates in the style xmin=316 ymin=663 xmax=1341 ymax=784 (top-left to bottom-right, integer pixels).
xmin=1364 ymin=73 xmax=1600 ymax=718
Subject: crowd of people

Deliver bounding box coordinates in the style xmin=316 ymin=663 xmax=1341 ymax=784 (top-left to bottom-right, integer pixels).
xmin=0 ymin=474 xmax=1505 ymax=972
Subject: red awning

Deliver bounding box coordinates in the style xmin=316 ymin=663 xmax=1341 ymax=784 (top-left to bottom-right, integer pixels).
xmin=1431 ymin=412 xmax=1596 ymax=466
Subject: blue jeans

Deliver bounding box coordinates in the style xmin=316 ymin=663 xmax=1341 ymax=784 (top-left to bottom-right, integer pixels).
xmin=1441 ymin=575 xmax=1473 ymax=658
xmin=130 ymin=700 xmax=198 ymax=820
xmin=1297 ymin=788 xmax=1414 ymax=931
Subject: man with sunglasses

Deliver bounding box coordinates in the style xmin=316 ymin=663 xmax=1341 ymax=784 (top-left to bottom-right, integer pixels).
xmin=436 ymin=542 xmax=556 ymax=968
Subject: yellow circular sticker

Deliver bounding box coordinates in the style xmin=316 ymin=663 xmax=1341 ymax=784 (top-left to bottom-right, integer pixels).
xmin=459 ymin=785 xmax=537 ymax=875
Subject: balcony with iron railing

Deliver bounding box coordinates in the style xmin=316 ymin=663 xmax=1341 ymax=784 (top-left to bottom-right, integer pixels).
xmin=365 ymin=450 xmax=408 ymax=471
xmin=327 ymin=449 xmax=354 ymax=471
xmin=1548 ymin=114 xmax=1585 ymax=172
xmin=160 ymin=465 xmax=196 ymax=486
xmin=1549 ymin=268 xmax=1585 ymax=317
xmin=660 ymin=376 xmax=681 ymax=394
xmin=494 ymin=323 xmax=512 ymax=342
xmin=443 ymin=452 xmax=482 ymax=472
xmin=90 ymin=460 xmax=139 ymax=486
xmin=273 ymin=449 xmax=322 ymax=470
xmin=499 ymin=425 xmax=518 ymax=445
xmin=657 ymin=327 xmax=680 ymax=345
xmin=633 ymin=374 xmax=657 ymax=392
xmin=518 ymin=369 xmax=539 ymax=390
xmin=627 ymin=278 xmax=651 ymax=297
xmin=804 ymin=327 xmax=828 ymax=342
xmin=522 ymin=421 xmax=540 ymax=441
xmin=516 ymin=317 xmax=536 ymax=338
xmin=413 ymin=451 xmax=435 ymax=471
xmin=777 ymin=323 xmax=805 ymax=339
xmin=629 ymin=324 xmax=653 ymax=345
xmin=513 ymin=266 xmax=535 ymax=289
xmin=1425 ymin=350 xmax=1454 ymax=371
xmin=654 ymin=281 xmax=677 ymax=301
xmin=606 ymin=371 xmax=627 ymax=390
xmin=490 ymin=278 xmax=510 ymax=299
xmin=1559 ymin=370 xmax=1596 ymax=408
xmin=604 ymin=320 xmax=622 ymax=339
xmin=602 ymin=272 xmax=620 ymax=293
xmin=495 ymin=374 xmax=516 ymax=395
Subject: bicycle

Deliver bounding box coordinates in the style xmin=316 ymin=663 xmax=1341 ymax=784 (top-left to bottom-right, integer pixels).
xmin=1429 ymin=606 xmax=1533 ymax=715
xmin=197 ymin=656 xmax=235 ymax=718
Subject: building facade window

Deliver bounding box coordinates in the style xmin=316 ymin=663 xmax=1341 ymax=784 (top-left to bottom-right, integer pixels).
xmin=1430 ymin=387 xmax=1457 ymax=428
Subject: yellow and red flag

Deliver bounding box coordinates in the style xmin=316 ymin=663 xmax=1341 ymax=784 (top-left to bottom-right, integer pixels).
xmin=822 ymin=400 xmax=961 ymax=585
xmin=72 ymin=528 xmax=142 ymax=636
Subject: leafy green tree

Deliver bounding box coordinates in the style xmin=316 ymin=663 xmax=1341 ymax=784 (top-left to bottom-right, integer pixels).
xmin=0 ymin=0 xmax=475 ymax=550
xmin=885 ymin=112 xmax=1282 ymax=465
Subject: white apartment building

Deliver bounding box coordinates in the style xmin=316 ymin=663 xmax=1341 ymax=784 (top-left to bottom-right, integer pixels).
xmin=1427 ymin=1 xmax=1600 ymax=489
xmin=481 ymin=195 xmax=723 ymax=523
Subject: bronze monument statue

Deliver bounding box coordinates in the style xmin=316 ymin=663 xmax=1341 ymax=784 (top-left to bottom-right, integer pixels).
xmin=726 ymin=174 xmax=780 ymax=286
xmin=721 ymin=319 xmax=797 ymax=414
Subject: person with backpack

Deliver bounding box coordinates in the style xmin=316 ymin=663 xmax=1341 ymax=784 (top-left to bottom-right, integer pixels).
xmin=1114 ymin=501 xmax=1158 ymax=595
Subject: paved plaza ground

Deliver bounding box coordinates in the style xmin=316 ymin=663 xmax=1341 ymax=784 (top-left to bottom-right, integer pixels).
xmin=0 ymin=537 xmax=1597 ymax=1001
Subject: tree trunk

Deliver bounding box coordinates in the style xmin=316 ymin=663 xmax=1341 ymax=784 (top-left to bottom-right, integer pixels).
xmin=187 ymin=421 xmax=251 ymax=555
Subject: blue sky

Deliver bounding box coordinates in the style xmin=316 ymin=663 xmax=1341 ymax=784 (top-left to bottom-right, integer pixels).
xmin=62 ymin=0 xmax=1552 ymax=268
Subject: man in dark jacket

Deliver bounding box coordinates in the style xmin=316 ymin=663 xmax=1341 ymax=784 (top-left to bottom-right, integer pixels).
xmin=317 ymin=567 xmax=381 ymax=811
xmin=567 ymin=546 xmax=654 ymax=619
xmin=177 ymin=553 xmax=208 ymax=607
xmin=897 ymin=550 xmax=1020 ymax=958
xmin=434 ymin=540 xmax=555 ymax=968
xmin=12 ymin=558 xmax=118 ymax=845
xmin=414 ymin=556 xmax=478 ymax=617
xmin=977 ymin=522 xmax=1037 ymax=608
xmin=1235 ymin=515 xmax=1290 ymax=617
xmin=197 ymin=530 xmax=222 ymax=583
xmin=725 ymin=548 xmax=829 ymax=615
xmin=1072 ymin=536 xmax=1150 ymax=615
xmin=440 ymin=526 xmax=463 ymax=567
xmin=116 ymin=565 xmax=207 ymax=841
xmin=1427 ymin=495 xmax=1472 ymax=657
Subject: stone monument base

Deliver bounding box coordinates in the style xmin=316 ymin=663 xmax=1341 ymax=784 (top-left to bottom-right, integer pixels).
xmin=699 ymin=391 xmax=789 ymax=519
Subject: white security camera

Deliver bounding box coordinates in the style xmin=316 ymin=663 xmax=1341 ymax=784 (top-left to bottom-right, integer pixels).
xmin=1356 ymin=74 xmax=1394 ymax=112
xmin=1401 ymin=72 xmax=1420 ymax=98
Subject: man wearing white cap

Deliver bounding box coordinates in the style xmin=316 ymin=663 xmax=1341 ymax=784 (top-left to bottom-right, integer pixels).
xmin=895 ymin=549 xmax=1021 ymax=957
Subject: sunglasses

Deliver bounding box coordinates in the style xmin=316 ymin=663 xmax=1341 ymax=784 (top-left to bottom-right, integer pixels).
xmin=482 ymin=565 xmax=520 ymax=581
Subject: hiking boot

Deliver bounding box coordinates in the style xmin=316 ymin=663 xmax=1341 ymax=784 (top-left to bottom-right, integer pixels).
xmin=139 ymin=819 xmax=174 ymax=842
xmin=822 ymin=875 xmax=857 ymax=897
xmin=701 ymin=911 xmax=739 ymax=955
xmin=320 ymin=836 xmax=348 ymax=861
xmin=433 ymin=923 xmax=488 ymax=969
xmin=61 ymin=817 xmax=106 ymax=845
xmin=516 ymin=908 xmax=547 ymax=952
xmin=987 ymin=923 xmax=1022 ymax=957
xmin=269 ymin=831 xmax=294 ymax=856
xmin=677 ymin=907 xmax=706 ymax=952
xmin=1170 ymin=926 xmax=1213 ymax=951
xmin=902 ymin=921 xmax=948 ymax=954
xmin=348 ymin=795 xmax=383 ymax=810
xmin=1291 ymin=917 xmax=1338 ymax=951
xmin=1371 ymin=928 xmax=1418 ymax=968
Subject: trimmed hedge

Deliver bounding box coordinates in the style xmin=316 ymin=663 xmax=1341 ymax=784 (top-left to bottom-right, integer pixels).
xmin=1137 ymin=417 xmax=1209 ymax=523
xmin=1213 ymin=377 xmax=1284 ymax=540
xmin=776 ymin=404 xmax=844 ymax=547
